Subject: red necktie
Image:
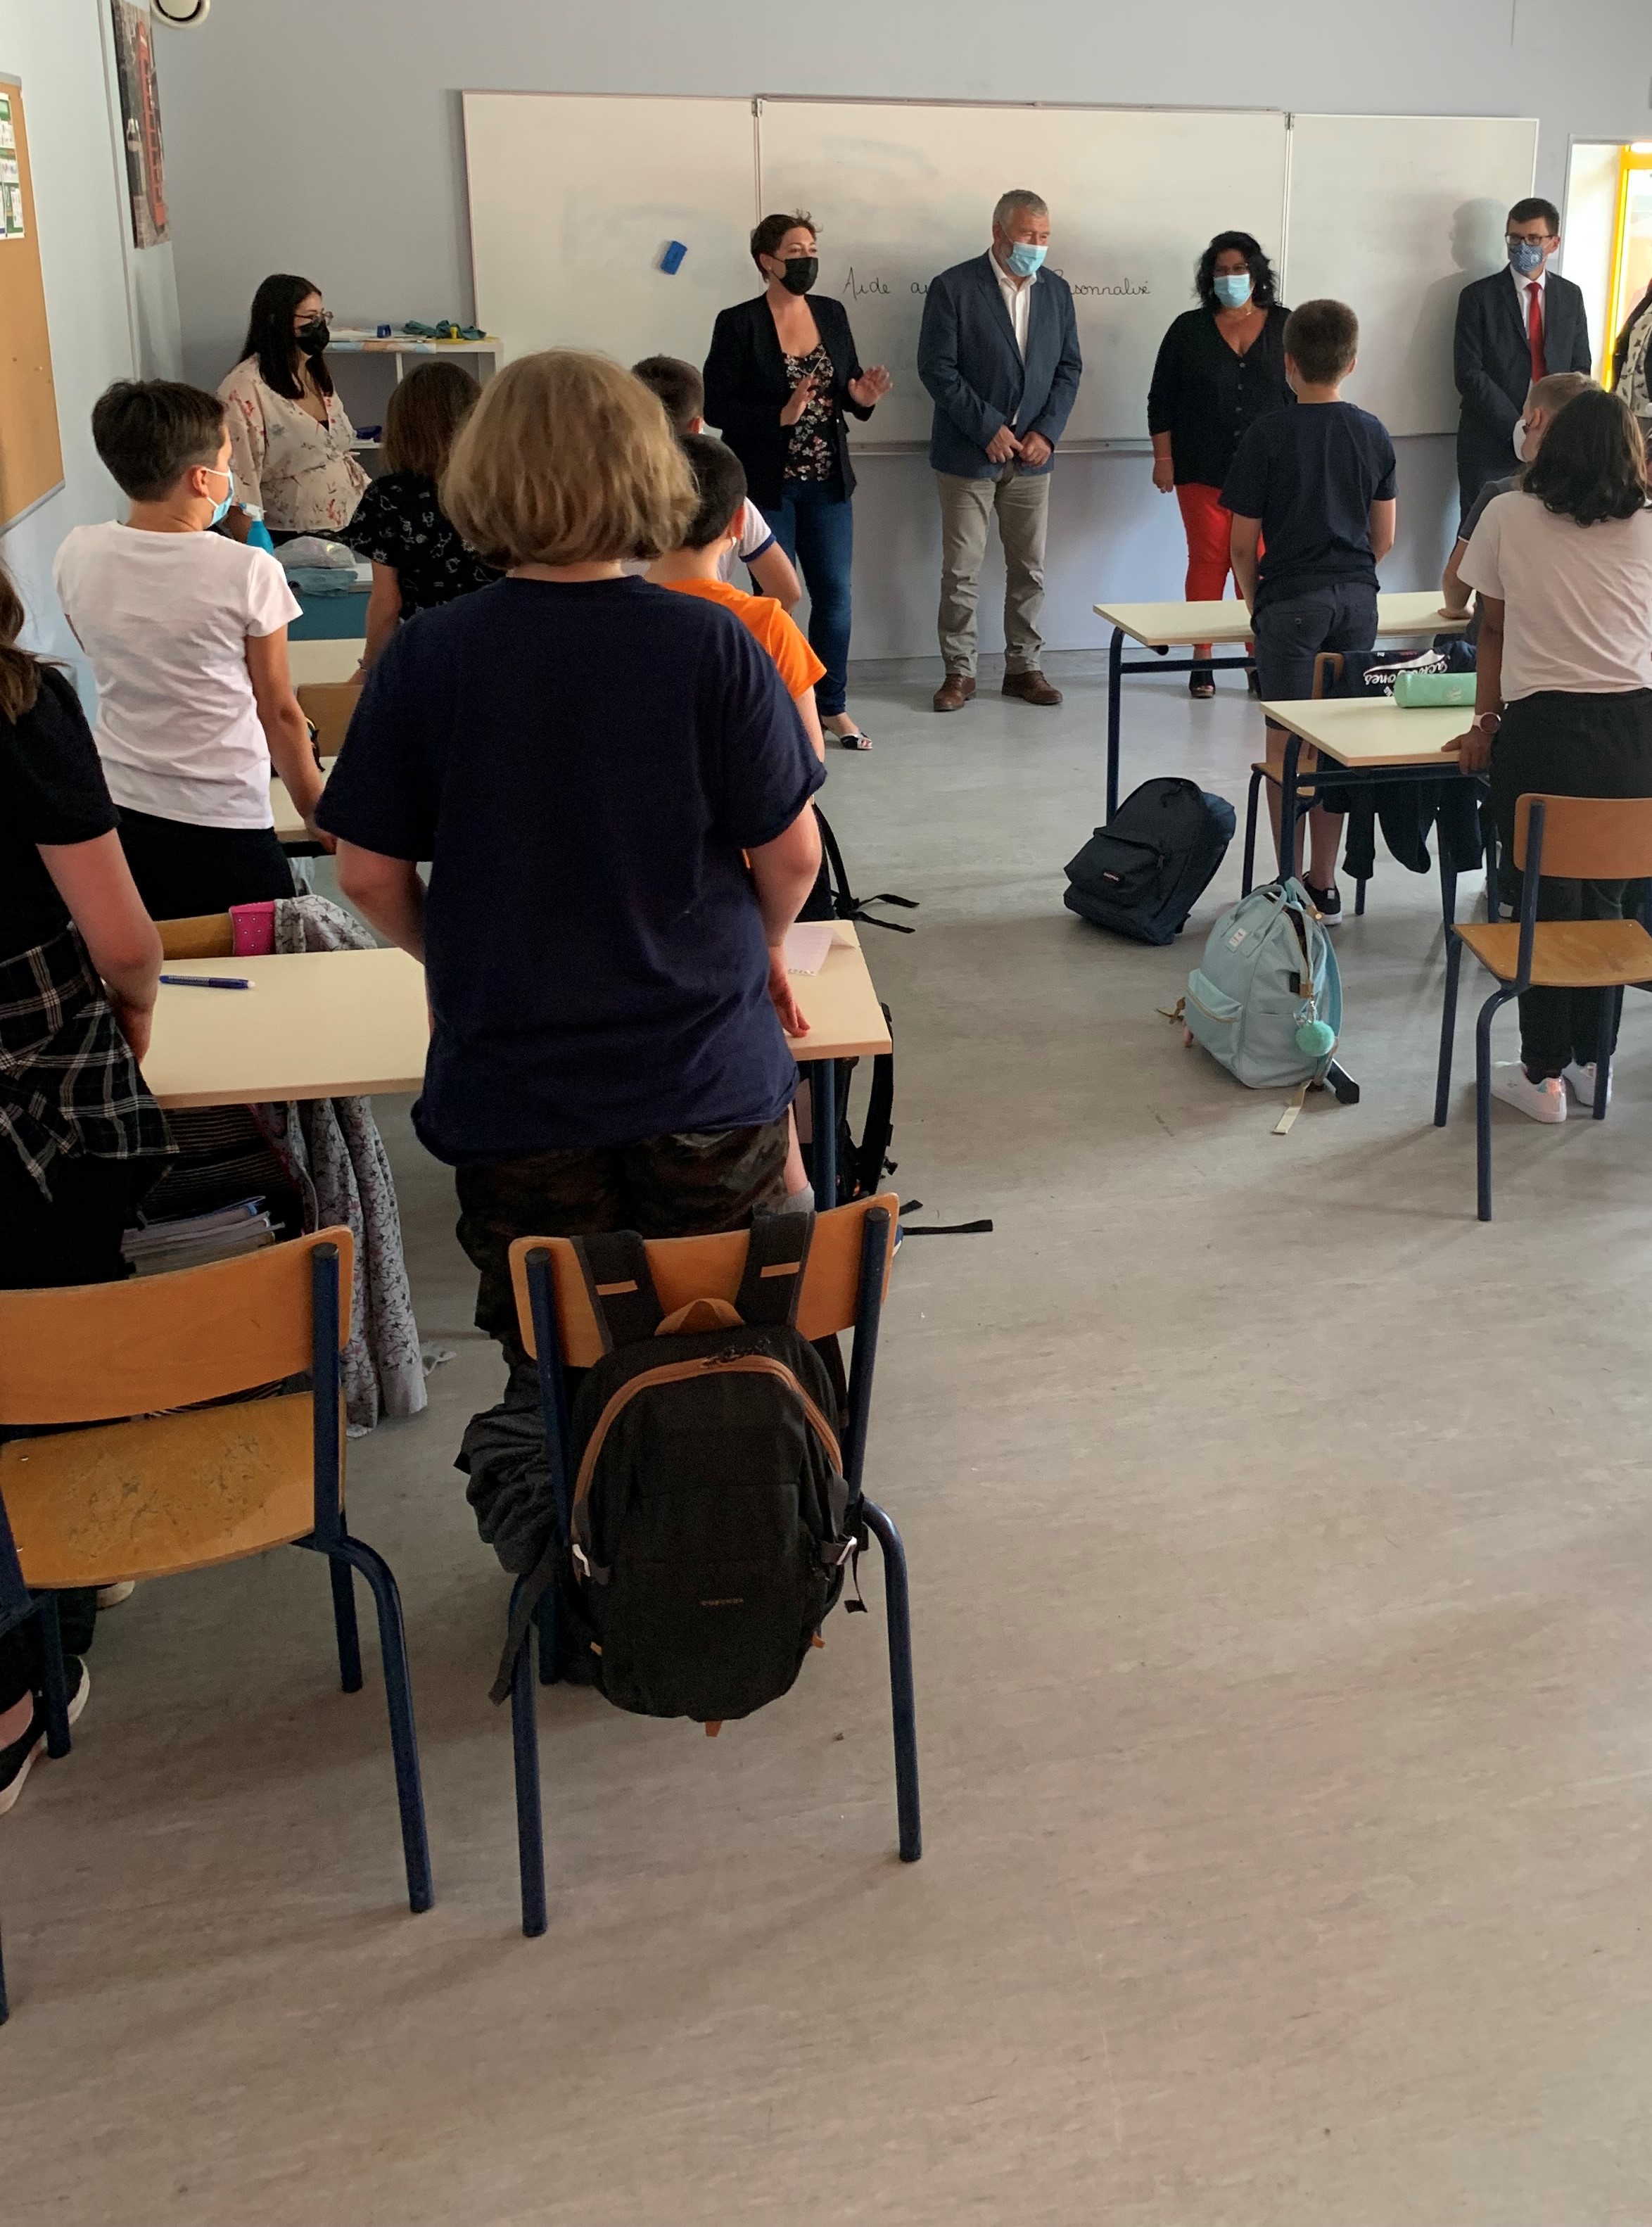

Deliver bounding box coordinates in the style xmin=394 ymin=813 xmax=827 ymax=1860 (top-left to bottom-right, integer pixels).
xmin=1527 ymin=281 xmax=1545 ymax=382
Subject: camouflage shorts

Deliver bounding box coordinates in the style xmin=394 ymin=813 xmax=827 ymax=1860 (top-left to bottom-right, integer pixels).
xmin=455 ymin=1120 xmax=792 ymax=1366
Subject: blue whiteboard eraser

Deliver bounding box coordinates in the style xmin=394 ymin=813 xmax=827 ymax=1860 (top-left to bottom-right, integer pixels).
xmin=659 ymin=239 xmax=688 ymax=275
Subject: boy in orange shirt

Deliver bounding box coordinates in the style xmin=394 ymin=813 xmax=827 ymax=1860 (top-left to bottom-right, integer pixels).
xmin=650 ymin=434 xmax=827 ymax=1206
xmin=649 ymin=436 xmax=827 ymax=763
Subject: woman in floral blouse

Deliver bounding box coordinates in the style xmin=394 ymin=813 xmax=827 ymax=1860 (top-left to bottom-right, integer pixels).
xmin=218 ymin=273 xmax=367 ymax=540
xmin=345 ymin=360 xmax=500 ymax=668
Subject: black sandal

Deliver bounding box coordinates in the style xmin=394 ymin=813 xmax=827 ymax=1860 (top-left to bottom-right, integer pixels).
xmin=832 ymin=725 xmax=872 ymax=751
xmin=1188 ymin=666 xmax=1214 ymax=699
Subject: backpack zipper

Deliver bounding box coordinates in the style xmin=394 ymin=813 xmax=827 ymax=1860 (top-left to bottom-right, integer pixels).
xmin=571 ymin=1354 xmax=844 ymax=1524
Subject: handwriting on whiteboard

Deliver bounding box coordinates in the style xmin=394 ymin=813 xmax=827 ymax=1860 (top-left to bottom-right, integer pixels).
xmin=838 ymin=265 xmax=1151 ymax=301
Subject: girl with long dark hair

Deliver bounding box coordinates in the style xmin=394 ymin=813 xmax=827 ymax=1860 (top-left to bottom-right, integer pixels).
xmin=217 ymin=272 xmax=367 ymax=540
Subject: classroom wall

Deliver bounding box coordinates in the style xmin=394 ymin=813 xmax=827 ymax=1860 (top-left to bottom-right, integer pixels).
xmin=155 ymin=0 xmax=1652 ymax=659
xmin=0 ymin=0 xmax=181 ymax=671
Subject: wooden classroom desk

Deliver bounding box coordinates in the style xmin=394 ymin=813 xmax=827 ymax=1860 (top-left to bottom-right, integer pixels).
xmin=1256 ymin=694 xmax=1487 ymax=929
xmin=140 ymin=922 xmax=888 ymax=1209
xmin=141 ymin=947 xmax=430 ymax=1110
xmin=271 ymin=758 xmax=337 ymax=845
xmin=1091 ymin=591 xmax=1470 ymax=819
xmin=288 ymin=638 xmax=365 ymax=687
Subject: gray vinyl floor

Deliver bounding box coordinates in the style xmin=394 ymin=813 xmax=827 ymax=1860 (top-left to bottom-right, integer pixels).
xmin=6 ymin=654 xmax=1652 ymax=2224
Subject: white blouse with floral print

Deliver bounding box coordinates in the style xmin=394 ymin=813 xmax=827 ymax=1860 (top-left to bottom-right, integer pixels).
xmin=217 ymin=357 xmax=369 ymax=535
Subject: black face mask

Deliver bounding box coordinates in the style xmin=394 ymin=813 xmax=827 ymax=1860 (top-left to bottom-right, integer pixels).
xmin=296 ymin=317 xmax=331 ymax=358
xmin=777 ymin=257 xmax=818 ymax=296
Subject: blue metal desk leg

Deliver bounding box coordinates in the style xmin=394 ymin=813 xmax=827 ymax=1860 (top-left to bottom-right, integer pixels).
xmin=808 ymin=1061 xmax=837 ymax=1211
xmin=1105 ymin=627 xmax=1124 ymax=821
xmin=1277 ymin=734 xmax=1302 ymax=885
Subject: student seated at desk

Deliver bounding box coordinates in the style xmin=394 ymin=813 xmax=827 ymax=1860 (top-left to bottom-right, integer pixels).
xmin=54 ymin=381 xmax=329 ymax=919
xmin=1441 ymin=372 xmax=1596 ymax=637
xmin=316 ymin=348 xmax=824 ymax=1381
xmin=630 ymin=355 xmax=802 ymax=611
xmin=0 ymin=556 xmax=174 ymax=1808
xmin=1221 ymin=299 xmax=1397 ymax=924
xmin=345 ymin=360 xmax=501 ymax=671
xmin=1451 ymin=388 xmax=1652 ymax=1124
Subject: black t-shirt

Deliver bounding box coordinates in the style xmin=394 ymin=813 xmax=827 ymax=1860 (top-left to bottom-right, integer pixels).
xmin=345 ymin=471 xmax=501 ymax=618
xmin=315 ymin=576 xmax=826 ymax=1165
xmin=1145 ymin=305 xmax=1295 ymax=490
xmin=1219 ymin=400 xmax=1398 ymax=611
xmin=0 ymin=664 xmax=120 ymax=953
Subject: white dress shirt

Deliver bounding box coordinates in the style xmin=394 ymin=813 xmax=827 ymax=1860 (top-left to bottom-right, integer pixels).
xmin=993 ymin=255 xmax=1036 ymax=361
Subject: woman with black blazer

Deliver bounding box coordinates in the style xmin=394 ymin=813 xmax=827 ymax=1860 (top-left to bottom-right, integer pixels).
xmin=704 ymin=212 xmax=891 ymax=748
xmin=1148 ymin=231 xmax=1293 ymax=696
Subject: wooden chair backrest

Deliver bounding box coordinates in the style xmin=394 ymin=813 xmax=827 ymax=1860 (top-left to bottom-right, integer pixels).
xmin=1310 ymin=652 xmax=1344 ymax=701
xmin=0 ymin=1228 xmax=354 ymax=1426
xmin=160 ymin=912 xmax=234 ymax=959
xmin=1513 ymin=794 xmax=1652 ymax=881
xmin=297 ymin=680 xmax=362 ymax=755
xmin=508 ymin=1194 xmax=899 ymax=1368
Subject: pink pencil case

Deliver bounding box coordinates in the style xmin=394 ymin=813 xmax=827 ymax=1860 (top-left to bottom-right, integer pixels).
xmin=230 ymin=901 xmax=277 ymax=956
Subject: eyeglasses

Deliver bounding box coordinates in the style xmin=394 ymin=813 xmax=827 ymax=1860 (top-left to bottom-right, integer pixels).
xmin=1505 ymin=234 xmax=1556 ymax=247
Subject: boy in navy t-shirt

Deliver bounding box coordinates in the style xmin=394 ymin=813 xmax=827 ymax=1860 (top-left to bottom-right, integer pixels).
xmin=1221 ymin=298 xmax=1398 ymax=919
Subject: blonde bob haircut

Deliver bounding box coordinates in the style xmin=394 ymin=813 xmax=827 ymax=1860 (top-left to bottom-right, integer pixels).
xmin=441 ymin=348 xmax=696 ymax=568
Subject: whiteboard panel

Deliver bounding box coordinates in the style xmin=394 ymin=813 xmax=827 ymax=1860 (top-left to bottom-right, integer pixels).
xmin=463 ymin=94 xmax=758 ymax=371
xmin=1283 ymin=114 xmax=1539 ymax=436
xmin=758 ymin=102 xmax=1289 ymax=446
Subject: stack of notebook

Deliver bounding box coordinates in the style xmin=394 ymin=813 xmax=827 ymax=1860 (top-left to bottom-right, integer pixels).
xmin=121 ymin=1197 xmax=279 ymax=1278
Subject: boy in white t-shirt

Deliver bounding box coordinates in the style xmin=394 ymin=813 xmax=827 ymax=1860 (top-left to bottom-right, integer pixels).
xmin=54 ymin=380 xmax=326 ymax=921
xmin=630 ymin=355 xmax=802 ymax=609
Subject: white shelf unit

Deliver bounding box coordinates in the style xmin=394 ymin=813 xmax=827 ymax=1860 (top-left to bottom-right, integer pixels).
xmin=325 ymin=332 xmax=501 ymax=460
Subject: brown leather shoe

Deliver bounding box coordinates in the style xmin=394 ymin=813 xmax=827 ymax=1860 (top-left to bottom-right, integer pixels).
xmin=933 ymin=673 xmax=976 ymax=713
xmin=1002 ymin=669 xmax=1062 ymax=707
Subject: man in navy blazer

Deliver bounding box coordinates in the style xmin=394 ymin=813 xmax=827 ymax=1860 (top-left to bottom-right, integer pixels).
xmin=917 ymin=190 xmax=1083 ymax=711
xmin=1454 ymin=196 xmax=1591 ymax=525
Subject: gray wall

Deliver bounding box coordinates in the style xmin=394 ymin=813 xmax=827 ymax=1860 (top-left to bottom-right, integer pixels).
xmin=155 ymin=0 xmax=1652 ymax=659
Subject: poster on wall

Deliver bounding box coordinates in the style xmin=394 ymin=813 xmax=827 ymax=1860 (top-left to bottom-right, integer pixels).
xmin=110 ymin=0 xmax=170 ymax=248
xmin=0 ymin=93 xmax=22 ymax=237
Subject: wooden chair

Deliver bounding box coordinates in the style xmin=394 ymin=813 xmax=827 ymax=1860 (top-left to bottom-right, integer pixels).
xmin=500 ymin=1196 xmax=918 ymax=1938
xmin=0 ymin=1231 xmax=432 ymax=2012
xmin=158 ymin=912 xmax=234 ymax=960
xmin=296 ymin=679 xmax=361 ymax=755
xmin=1241 ymin=653 xmax=1369 ymax=913
xmin=1434 ymin=794 xmax=1652 ymax=1220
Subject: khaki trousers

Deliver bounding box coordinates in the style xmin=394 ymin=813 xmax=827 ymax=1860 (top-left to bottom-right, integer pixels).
xmin=936 ymin=463 xmax=1052 ymax=677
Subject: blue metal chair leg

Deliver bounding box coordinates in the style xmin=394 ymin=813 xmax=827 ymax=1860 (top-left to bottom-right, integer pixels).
xmin=328 ymin=1537 xmax=433 ymax=1913
xmin=1435 ymin=931 xmax=1464 ymax=1127
xmin=861 ymin=1499 xmax=921 ymax=1865
xmin=37 ymin=1595 xmax=71 ymax=1758
xmin=1354 ymin=877 xmax=1368 ymax=918
xmin=1242 ymin=768 xmax=1262 ymax=899
xmin=1475 ymin=986 xmax=1516 ymax=1223
xmin=1594 ymin=992 xmax=1615 ymax=1120
xmin=535 ymin=1587 xmax=559 ymax=1687
xmin=329 ymin=1555 xmax=363 ymax=1693
xmin=511 ymin=1605 xmax=547 ymax=1939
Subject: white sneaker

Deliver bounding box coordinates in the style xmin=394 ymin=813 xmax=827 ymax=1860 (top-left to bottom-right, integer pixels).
xmin=1563 ymin=1061 xmax=1612 ymax=1109
xmin=1491 ymin=1063 xmax=1568 ymax=1122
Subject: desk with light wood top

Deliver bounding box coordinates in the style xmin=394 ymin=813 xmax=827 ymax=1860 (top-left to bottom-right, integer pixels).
xmin=1254 ymin=695 xmax=1487 ymax=926
xmin=141 ymin=923 xmax=887 ymax=1207
xmin=271 ymin=758 xmax=337 ymax=844
xmin=288 ymin=639 xmax=365 ymax=687
xmin=1090 ymin=592 xmax=1470 ymax=818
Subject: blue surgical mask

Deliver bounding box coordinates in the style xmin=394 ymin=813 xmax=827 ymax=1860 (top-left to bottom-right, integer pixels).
xmin=1213 ymin=272 xmax=1253 ymax=309
xmin=1508 ymin=239 xmax=1546 ymax=277
xmin=1005 ymin=241 xmax=1046 ymax=279
xmin=203 ymin=466 xmax=234 ymax=528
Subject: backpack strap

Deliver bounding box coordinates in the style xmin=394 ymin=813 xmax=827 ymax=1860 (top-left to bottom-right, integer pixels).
xmin=569 ymin=1231 xmax=663 ymax=1354
xmin=850 ymin=1011 xmax=896 ymax=1198
xmin=734 ymin=1211 xmax=815 ymax=1329
xmin=815 ymin=806 xmax=918 ymax=934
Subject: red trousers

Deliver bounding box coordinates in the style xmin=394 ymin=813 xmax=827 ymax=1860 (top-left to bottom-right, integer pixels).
xmin=1175 ymin=481 xmax=1250 ymax=662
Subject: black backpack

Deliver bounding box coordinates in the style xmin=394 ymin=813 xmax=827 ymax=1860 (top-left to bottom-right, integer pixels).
xmin=1063 ymin=778 xmax=1236 ymax=946
xmin=801 ymin=805 xmax=918 ymax=935
xmin=490 ymin=1213 xmax=854 ymax=1725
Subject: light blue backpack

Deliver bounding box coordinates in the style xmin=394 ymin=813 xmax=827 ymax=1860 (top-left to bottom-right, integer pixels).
xmin=1181 ymin=878 xmax=1342 ymax=1109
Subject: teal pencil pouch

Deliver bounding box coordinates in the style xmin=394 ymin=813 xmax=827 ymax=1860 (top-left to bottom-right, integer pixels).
xmin=1393 ymin=669 xmax=1475 ymax=709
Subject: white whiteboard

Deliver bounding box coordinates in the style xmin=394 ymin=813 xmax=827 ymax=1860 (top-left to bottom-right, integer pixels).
xmin=1283 ymin=113 xmax=1538 ymax=436
xmin=463 ymin=94 xmax=758 ymax=374
xmin=759 ymin=101 xmax=1288 ymax=446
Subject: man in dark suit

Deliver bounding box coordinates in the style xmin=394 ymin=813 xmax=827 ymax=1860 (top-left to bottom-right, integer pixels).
xmin=1454 ymin=196 xmax=1592 ymax=525
xmin=917 ymin=190 xmax=1082 ymax=712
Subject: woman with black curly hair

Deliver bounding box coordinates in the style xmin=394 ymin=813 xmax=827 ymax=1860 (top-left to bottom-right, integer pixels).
xmin=1451 ymin=386 xmax=1652 ymax=1122
xmin=1147 ymin=231 xmax=1293 ymax=694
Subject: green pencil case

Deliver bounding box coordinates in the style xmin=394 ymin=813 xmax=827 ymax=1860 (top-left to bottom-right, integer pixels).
xmin=1392 ymin=670 xmax=1475 ymax=708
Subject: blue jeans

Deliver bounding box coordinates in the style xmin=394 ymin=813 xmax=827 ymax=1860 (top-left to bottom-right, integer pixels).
xmin=760 ymin=479 xmax=853 ymax=716
xmin=1252 ymin=580 xmax=1378 ymax=702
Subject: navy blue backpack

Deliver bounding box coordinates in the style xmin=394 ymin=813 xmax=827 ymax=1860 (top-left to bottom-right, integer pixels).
xmin=1064 ymin=778 xmax=1236 ymax=947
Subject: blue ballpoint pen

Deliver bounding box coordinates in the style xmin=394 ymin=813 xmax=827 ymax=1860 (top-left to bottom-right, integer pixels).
xmin=158 ymin=975 xmax=253 ymax=990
